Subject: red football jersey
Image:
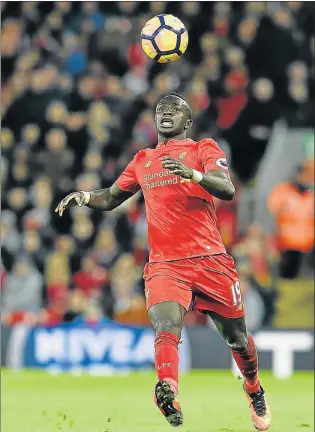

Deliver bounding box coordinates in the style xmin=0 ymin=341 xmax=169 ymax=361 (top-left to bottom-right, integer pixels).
xmin=116 ymin=138 xmax=230 ymax=263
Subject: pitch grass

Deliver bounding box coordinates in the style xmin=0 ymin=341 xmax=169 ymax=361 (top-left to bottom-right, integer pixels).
xmin=1 ymin=370 xmax=313 ymax=432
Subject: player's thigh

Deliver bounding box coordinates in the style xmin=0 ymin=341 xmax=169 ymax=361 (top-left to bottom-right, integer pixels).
xmin=144 ymin=261 xmax=193 ymax=312
xmin=192 ymin=254 xmax=245 ymax=319
xmin=144 ymin=262 xmax=192 ymax=336
xmin=145 ymin=275 xmax=191 ymax=334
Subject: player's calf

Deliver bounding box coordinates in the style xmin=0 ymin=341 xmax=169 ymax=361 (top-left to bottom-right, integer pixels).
xmin=149 ymin=302 xmax=185 ymax=396
xmin=149 ymin=303 xmax=185 ymax=426
xmin=231 ymin=334 xmax=261 ymax=393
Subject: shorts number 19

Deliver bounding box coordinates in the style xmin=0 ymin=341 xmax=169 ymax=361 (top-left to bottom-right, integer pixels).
xmin=231 ymin=281 xmax=242 ymax=306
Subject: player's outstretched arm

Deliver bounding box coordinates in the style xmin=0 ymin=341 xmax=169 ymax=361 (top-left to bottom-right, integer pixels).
xmin=161 ymin=156 xmax=235 ymax=201
xmin=55 ymin=184 xmax=134 ymax=216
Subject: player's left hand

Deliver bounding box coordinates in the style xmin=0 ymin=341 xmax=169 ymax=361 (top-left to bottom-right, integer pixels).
xmin=161 ymin=156 xmax=193 ymax=179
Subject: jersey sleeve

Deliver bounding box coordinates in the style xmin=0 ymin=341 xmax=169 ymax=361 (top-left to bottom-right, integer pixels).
xmin=197 ymin=138 xmax=230 ymax=174
xmin=115 ymin=156 xmax=140 ymax=194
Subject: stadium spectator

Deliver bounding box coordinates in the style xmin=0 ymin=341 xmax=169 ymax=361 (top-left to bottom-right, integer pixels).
xmin=110 ymin=254 xmax=150 ymax=325
xmin=237 ymin=262 xmax=265 ymax=331
xmin=39 ymin=283 xmax=69 ymax=326
xmin=1 ymin=210 xmax=21 ymax=256
xmin=34 ymin=129 xmax=74 ymax=186
xmin=1 ymin=128 xmax=14 ymax=159
xmin=73 ymin=256 xmax=109 ymax=297
xmin=1 ymin=259 xmax=43 ymax=326
xmin=233 ymin=223 xmax=278 ymax=326
xmin=268 ymin=162 xmax=314 ymax=279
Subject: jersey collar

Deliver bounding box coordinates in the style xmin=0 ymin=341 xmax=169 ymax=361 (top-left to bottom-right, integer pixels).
xmin=156 ymin=138 xmax=193 ymax=149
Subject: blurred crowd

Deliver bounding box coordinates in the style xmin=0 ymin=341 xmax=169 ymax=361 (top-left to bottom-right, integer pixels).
xmin=1 ymin=2 xmax=314 ymax=330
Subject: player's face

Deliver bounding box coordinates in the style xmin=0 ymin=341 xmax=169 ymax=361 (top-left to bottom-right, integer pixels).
xmin=155 ymin=97 xmax=191 ymax=137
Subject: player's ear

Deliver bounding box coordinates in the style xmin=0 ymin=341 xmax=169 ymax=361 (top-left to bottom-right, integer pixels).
xmin=185 ymin=119 xmax=193 ymax=130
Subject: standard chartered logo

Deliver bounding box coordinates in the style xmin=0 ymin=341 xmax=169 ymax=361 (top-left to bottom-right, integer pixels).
xmin=143 ymin=170 xmax=179 ymax=189
xmin=143 ymin=169 xmax=172 ymax=181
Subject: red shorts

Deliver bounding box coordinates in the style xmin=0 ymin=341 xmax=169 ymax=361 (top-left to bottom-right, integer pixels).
xmin=143 ymin=254 xmax=244 ymax=319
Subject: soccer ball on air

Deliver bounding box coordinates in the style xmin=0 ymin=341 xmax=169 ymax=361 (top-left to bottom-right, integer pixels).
xmin=141 ymin=15 xmax=188 ymax=63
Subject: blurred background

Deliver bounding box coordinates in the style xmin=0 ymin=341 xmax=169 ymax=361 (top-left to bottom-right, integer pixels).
xmin=1 ymin=1 xmax=314 ymax=336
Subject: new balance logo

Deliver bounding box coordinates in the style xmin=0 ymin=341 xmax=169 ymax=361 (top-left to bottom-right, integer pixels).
xmin=179 ymin=152 xmax=187 ymax=160
xmin=144 ymin=161 xmax=152 ymax=168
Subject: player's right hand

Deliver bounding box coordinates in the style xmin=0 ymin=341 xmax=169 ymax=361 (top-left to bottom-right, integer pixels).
xmin=55 ymin=191 xmax=90 ymax=216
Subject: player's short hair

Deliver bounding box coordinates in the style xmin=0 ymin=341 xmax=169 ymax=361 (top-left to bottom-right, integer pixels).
xmin=157 ymin=91 xmax=192 ymax=119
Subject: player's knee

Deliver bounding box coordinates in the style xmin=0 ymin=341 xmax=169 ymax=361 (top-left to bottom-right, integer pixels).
xmin=154 ymin=317 xmax=182 ymax=336
xmin=227 ymin=332 xmax=249 ymax=352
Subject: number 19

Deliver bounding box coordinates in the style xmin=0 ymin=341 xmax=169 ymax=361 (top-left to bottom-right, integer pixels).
xmin=231 ymin=281 xmax=242 ymax=306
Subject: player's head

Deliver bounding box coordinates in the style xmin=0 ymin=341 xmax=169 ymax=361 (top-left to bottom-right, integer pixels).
xmin=155 ymin=92 xmax=193 ymax=138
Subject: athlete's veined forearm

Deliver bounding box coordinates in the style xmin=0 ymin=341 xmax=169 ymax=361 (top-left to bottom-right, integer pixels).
xmin=199 ymin=171 xmax=235 ymax=201
xmin=88 ymin=185 xmax=134 ymax=210
xmin=160 ymin=156 xmax=235 ymax=202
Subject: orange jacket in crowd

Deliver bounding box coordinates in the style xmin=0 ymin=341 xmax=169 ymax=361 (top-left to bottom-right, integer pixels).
xmin=268 ymin=182 xmax=314 ymax=253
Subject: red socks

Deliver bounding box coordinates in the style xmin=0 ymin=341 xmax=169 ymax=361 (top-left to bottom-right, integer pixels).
xmin=231 ymin=334 xmax=260 ymax=393
xmin=154 ymin=331 xmax=180 ymax=395
xmin=154 ymin=331 xmax=259 ymax=396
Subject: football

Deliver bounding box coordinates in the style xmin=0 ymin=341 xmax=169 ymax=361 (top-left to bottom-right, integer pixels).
xmin=141 ymin=14 xmax=188 ymax=63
